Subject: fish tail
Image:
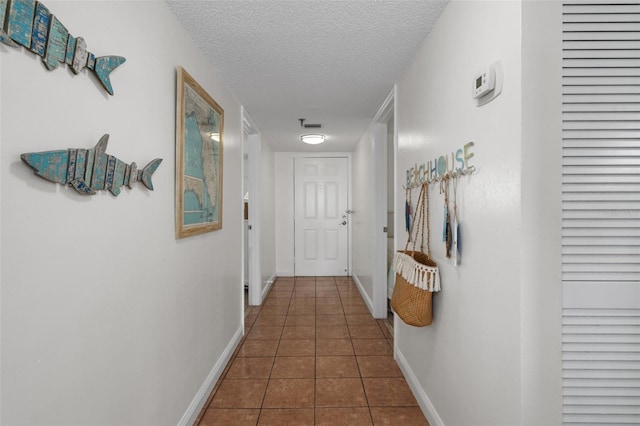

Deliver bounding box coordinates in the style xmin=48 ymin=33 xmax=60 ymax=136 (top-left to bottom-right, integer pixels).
xmin=140 ymin=159 xmax=162 ymax=190
xmin=94 ymin=56 xmax=126 ymax=95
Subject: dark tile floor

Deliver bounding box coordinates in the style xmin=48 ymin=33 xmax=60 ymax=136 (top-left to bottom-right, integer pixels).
xmin=195 ymin=276 xmax=429 ymax=425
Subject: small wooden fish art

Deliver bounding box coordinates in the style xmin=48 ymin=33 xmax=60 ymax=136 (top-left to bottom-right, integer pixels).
xmin=0 ymin=0 xmax=126 ymax=95
xmin=21 ymin=134 xmax=162 ymax=197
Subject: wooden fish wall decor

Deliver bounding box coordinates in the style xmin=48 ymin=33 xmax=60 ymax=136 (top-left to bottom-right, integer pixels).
xmin=0 ymin=0 xmax=126 ymax=95
xmin=21 ymin=134 xmax=162 ymax=197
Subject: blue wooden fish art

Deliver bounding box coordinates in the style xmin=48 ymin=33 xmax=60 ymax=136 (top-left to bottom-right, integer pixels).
xmin=21 ymin=134 xmax=162 ymax=197
xmin=0 ymin=0 xmax=126 ymax=95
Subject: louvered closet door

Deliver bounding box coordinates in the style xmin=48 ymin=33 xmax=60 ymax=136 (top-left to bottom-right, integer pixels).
xmin=562 ymin=1 xmax=640 ymax=424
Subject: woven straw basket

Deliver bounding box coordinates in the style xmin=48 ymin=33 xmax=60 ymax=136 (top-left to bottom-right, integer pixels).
xmin=391 ymin=250 xmax=439 ymax=327
xmin=391 ymin=183 xmax=440 ymax=327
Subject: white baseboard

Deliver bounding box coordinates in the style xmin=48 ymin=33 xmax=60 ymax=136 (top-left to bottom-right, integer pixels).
xmin=261 ymin=272 xmax=277 ymax=299
xmin=178 ymin=325 xmax=244 ymax=426
xmin=352 ymin=274 xmax=375 ymax=314
xmin=395 ymin=347 xmax=445 ymax=426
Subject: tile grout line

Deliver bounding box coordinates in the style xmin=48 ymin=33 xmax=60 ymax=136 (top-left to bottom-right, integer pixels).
xmin=255 ymin=282 xmax=289 ymax=424
xmin=198 ymin=276 xmax=422 ymax=425
xmin=344 ymin=283 xmax=376 ymax=424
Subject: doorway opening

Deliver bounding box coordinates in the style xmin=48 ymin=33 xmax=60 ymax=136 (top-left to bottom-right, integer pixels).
xmin=384 ymin=111 xmax=395 ymax=334
xmin=370 ymin=89 xmax=396 ymax=330
xmin=242 ymin=146 xmax=249 ymax=313
xmin=242 ymin=127 xmax=250 ymax=314
xmin=241 ymin=108 xmax=262 ymax=315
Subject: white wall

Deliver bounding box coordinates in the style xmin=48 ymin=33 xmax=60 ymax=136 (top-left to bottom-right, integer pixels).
xmin=395 ymin=1 xmax=523 ymax=424
xmin=1 ymin=1 xmax=243 ymax=424
xmin=274 ymin=152 xmax=295 ymax=276
xmin=394 ymin=1 xmax=563 ymax=424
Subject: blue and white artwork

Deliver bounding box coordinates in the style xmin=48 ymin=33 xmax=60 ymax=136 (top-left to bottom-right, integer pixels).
xmin=0 ymin=0 xmax=126 ymax=95
xmin=21 ymin=134 xmax=162 ymax=197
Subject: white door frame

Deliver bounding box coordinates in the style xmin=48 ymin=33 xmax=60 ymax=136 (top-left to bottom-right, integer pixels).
xmin=371 ymin=89 xmax=396 ymax=318
xmin=241 ymin=107 xmax=262 ymax=306
xmin=292 ymin=153 xmax=352 ymax=277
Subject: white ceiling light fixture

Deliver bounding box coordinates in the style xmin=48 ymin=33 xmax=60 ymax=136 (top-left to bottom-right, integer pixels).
xmin=300 ymin=134 xmax=325 ymax=145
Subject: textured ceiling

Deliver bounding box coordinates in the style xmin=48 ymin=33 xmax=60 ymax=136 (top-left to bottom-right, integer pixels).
xmin=166 ymin=0 xmax=449 ymax=152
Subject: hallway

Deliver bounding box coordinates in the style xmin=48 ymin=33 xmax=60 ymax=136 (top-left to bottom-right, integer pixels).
xmin=195 ymin=277 xmax=428 ymax=425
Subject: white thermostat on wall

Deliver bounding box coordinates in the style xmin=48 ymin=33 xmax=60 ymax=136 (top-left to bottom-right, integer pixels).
xmin=473 ymin=68 xmax=495 ymax=98
xmin=472 ymin=60 xmax=503 ymax=106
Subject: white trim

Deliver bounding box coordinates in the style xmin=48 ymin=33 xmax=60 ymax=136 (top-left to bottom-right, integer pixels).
xmin=391 ymin=84 xmax=399 ymax=256
xmin=261 ymin=272 xmax=277 ymax=299
xmin=247 ymin=134 xmax=262 ymax=305
xmin=240 ymin=106 xmax=248 ymax=333
xmin=373 ymin=89 xmax=395 ymax=124
xmin=395 ymin=347 xmax=445 ymax=426
xmin=393 ymin=312 xmax=399 ymax=356
xmin=352 ymin=274 xmax=375 ymax=314
xmin=242 ymin=108 xmax=258 ymax=134
xmin=178 ymin=325 xmax=244 ymax=426
xmin=372 ymin=122 xmax=388 ymax=318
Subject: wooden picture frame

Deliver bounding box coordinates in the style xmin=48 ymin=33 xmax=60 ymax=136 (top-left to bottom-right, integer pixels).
xmin=175 ymin=67 xmax=224 ymax=238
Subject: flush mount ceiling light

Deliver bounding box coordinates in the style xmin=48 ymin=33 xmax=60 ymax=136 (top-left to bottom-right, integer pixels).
xmin=300 ymin=134 xmax=325 ymax=145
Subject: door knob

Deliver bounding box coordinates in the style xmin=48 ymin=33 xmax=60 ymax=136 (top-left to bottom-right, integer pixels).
xmin=339 ymin=221 xmax=347 ymax=225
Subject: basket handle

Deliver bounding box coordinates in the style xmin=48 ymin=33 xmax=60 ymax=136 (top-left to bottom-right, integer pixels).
xmin=404 ymin=184 xmax=421 ymax=252
xmin=404 ymin=183 xmax=430 ymax=256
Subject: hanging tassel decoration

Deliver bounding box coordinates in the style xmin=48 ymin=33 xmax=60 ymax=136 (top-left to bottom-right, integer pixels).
xmin=405 ymin=187 xmax=413 ymax=240
xmin=452 ymin=176 xmax=460 ymax=265
xmin=445 ymin=206 xmax=452 ymax=258
xmin=442 ymin=205 xmax=447 ymax=242
xmin=393 ymin=251 xmax=441 ymax=292
xmin=452 ymin=216 xmax=459 ymax=266
xmin=441 ymin=178 xmax=452 ymax=258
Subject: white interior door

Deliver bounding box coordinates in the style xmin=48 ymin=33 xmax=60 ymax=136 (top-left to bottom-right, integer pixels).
xmin=294 ymin=157 xmax=349 ymax=276
xmin=561 ymin=3 xmax=640 ymax=423
xmin=247 ymin=133 xmax=262 ymax=305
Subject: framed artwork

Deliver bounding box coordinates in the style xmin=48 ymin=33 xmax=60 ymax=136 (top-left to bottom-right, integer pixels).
xmin=175 ymin=67 xmax=224 ymax=238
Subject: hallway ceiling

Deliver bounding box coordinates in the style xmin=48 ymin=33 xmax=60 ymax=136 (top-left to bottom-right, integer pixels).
xmin=166 ymin=0 xmax=449 ymax=152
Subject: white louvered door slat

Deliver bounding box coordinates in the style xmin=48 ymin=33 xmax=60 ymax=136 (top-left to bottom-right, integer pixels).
xmin=562 ymin=1 xmax=640 ymax=424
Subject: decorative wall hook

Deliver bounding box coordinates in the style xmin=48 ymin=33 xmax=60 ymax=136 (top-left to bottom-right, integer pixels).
xmin=431 ymin=165 xmax=476 ymax=184
xmin=404 ymin=142 xmax=476 ymax=189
